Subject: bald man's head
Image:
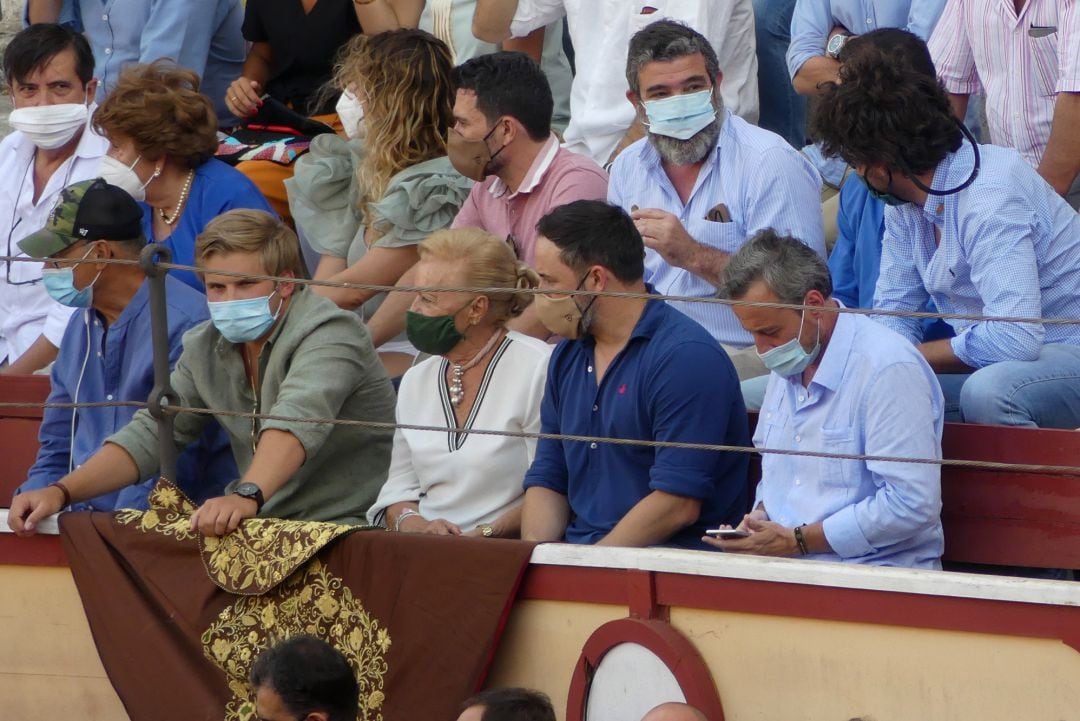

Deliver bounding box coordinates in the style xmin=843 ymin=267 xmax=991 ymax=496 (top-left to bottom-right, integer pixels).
xmin=640 ymin=702 xmax=708 ymax=721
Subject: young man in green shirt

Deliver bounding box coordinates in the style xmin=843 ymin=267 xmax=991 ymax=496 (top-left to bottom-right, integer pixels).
xmin=10 ymin=209 xmax=396 ymax=537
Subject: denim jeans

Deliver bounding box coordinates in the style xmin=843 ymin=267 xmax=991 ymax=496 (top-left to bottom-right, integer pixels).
xmin=753 ymin=0 xmax=806 ymax=148
xmin=937 ymin=344 xmax=1080 ymax=428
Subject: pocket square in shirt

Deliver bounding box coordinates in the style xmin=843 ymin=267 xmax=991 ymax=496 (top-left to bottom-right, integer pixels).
xmin=706 ymin=203 xmax=733 ymax=223
xmin=1029 ymin=25 xmax=1057 ymax=38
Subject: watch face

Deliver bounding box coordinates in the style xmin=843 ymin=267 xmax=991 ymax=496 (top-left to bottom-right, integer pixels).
xmin=234 ymin=483 xmax=258 ymax=498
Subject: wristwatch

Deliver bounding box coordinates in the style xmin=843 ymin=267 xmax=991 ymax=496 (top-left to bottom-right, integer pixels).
xmin=233 ymin=482 xmax=265 ymax=512
xmin=826 ymin=32 xmax=851 ymax=59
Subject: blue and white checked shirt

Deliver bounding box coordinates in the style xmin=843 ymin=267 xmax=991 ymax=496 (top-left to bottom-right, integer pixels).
xmin=755 ymin=311 xmax=944 ymax=568
xmin=874 ymin=142 xmax=1080 ymax=368
xmin=608 ymin=111 xmax=824 ymax=347
xmin=786 ymin=0 xmax=947 ymax=80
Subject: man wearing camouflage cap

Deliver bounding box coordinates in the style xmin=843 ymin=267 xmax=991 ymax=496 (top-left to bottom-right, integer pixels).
xmin=13 ymin=178 xmax=236 ymax=511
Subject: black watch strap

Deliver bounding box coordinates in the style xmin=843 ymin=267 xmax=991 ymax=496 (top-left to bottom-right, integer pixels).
xmin=233 ymin=482 xmax=265 ymax=512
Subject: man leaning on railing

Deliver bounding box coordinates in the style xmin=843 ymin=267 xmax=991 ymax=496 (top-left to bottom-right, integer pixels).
xmin=8 ymin=209 xmax=397 ymax=537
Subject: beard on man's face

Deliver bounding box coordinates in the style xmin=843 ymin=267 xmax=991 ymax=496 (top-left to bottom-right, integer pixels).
xmin=647 ymin=94 xmax=724 ymax=166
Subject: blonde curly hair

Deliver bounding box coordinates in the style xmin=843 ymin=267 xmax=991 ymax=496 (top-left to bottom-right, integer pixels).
xmin=334 ymin=30 xmax=455 ymax=227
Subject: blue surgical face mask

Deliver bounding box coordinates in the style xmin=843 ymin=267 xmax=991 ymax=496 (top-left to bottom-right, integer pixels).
xmin=641 ymin=89 xmax=717 ymax=141
xmin=42 ymin=245 xmax=102 ymax=308
xmin=758 ymin=308 xmax=821 ymax=377
xmin=208 ymin=289 xmax=282 ymax=344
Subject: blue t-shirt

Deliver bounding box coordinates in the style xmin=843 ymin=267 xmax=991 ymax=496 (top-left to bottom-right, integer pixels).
xmin=523 ymin=295 xmax=750 ymax=547
xmin=141 ymin=158 xmax=275 ymax=291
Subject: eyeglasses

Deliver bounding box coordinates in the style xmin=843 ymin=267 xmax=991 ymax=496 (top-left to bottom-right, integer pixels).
xmin=5 ymin=217 xmax=42 ymax=287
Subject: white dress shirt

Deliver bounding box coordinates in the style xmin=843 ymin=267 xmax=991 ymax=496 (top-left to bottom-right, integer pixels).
xmin=0 ymin=120 xmax=108 ymax=364
xmin=366 ymin=331 xmax=552 ymax=530
xmin=509 ymin=0 xmax=759 ymax=165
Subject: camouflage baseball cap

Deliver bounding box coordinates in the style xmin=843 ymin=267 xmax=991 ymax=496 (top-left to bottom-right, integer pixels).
xmin=18 ymin=178 xmax=145 ymax=259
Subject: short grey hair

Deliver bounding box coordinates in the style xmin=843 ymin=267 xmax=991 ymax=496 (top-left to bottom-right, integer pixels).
xmin=719 ymin=230 xmax=832 ymax=303
xmin=625 ymin=20 xmax=721 ymax=96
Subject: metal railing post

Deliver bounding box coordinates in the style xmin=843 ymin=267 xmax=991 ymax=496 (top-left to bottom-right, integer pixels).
xmin=138 ymin=243 xmax=178 ymax=484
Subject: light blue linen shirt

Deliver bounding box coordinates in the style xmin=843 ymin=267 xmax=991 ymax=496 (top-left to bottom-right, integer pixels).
xmin=608 ymin=110 xmax=824 ymax=347
xmin=37 ymin=0 xmax=245 ymax=125
xmin=786 ymin=0 xmax=947 ymax=80
xmin=754 ymin=310 xmax=945 ymax=569
xmin=873 ymin=142 xmax=1080 ymax=368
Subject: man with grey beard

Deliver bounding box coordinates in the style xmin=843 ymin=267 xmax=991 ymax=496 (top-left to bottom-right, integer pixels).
xmin=608 ymin=20 xmax=824 ymax=380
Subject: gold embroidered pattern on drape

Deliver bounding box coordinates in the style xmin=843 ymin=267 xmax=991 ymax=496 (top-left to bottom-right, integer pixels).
xmin=202 ymin=558 xmax=391 ymax=721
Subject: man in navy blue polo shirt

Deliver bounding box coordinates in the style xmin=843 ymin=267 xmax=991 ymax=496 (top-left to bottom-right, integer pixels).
xmin=522 ymin=200 xmax=749 ymax=549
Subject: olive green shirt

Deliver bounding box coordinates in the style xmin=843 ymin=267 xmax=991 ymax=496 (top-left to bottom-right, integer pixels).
xmin=108 ymin=286 xmax=396 ymax=524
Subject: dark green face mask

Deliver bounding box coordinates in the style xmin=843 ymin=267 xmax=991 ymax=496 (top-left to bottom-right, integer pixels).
xmin=405 ymin=308 xmax=467 ymax=356
xmin=858 ymin=169 xmax=908 ymax=207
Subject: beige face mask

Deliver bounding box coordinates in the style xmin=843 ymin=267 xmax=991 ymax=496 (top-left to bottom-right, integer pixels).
xmin=446 ymin=124 xmax=503 ymax=182
xmin=534 ymin=292 xmax=585 ymax=339
xmin=533 ymin=272 xmax=597 ymax=339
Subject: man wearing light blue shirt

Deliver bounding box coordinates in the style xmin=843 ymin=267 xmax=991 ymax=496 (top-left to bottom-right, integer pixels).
xmin=707 ymin=231 xmax=944 ymax=569
xmin=25 ymin=0 xmax=245 ymax=126
xmin=813 ymin=43 xmax=1080 ymax=429
xmin=608 ymin=20 xmax=824 ymax=380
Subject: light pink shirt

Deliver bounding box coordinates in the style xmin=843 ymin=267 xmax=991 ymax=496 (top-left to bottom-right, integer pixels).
xmin=452 ymin=133 xmax=608 ymax=265
xmin=929 ymin=0 xmax=1080 ymax=168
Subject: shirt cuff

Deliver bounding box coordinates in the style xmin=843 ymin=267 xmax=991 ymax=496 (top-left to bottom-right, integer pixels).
xmin=822 ymin=505 xmax=876 ymax=559
xmin=949 ymin=331 xmax=979 ymax=369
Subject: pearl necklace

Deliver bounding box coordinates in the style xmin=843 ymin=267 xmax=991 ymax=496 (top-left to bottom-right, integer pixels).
xmin=448 ymin=328 xmax=505 ymax=406
xmin=158 ymin=169 xmax=195 ymax=226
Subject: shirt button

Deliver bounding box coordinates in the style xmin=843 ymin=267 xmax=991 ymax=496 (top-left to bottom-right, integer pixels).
xmin=798 ymin=394 xmax=805 ymax=402
xmin=587 ymin=365 xmax=593 ymax=373
xmin=795 ymin=478 xmax=801 ymax=485
xmin=102 ymin=13 xmax=108 ymax=20
xmin=590 ymin=442 xmax=598 ymax=450
xmin=592 ymin=404 xmax=598 ymax=412
xmin=106 ymin=394 xmax=114 ymax=401
xmin=795 ymin=434 xmax=802 ymax=442
xmin=866 ymin=17 xmax=872 ymax=25
xmin=97 ymin=351 xmax=103 ymax=358
xmin=765 ymin=412 xmax=772 ymax=419
xmin=104 ymin=47 xmax=112 ymax=55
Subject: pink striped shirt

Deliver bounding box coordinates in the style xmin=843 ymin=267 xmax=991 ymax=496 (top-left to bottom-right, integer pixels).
xmin=929 ymin=0 xmax=1080 ymax=168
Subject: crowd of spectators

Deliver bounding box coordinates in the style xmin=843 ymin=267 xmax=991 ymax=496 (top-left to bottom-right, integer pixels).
xmin=3 ymin=1 xmax=1080 ymax=575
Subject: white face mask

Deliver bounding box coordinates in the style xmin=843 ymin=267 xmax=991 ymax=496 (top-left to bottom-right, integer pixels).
xmin=9 ymin=103 xmax=89 ymax=150
xmin=336 ymin=89 xmax=366 ymax=140
xmin=98 ymin=154 xmax=160 ymax=202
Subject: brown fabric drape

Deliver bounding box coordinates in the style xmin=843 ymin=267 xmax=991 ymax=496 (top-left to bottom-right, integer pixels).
xmin=59 ymin=481 xmax=535 ymax=721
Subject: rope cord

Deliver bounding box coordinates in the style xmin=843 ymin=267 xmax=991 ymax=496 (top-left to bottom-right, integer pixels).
xmin=4 ymin=253 xmax=1080 ymax=326
xmin=3 ymin=400 xmax=1078 ymax=477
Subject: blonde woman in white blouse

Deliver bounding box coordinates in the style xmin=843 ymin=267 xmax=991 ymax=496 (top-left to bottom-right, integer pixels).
xmin=367 ymin=228 xmax=552 ymax=537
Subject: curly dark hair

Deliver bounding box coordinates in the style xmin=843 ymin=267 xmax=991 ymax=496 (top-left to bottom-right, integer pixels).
xmin=810 ymin=47 xmax=962 ymax=175
xmin=93 ymin=60 xmax=219 ymax=169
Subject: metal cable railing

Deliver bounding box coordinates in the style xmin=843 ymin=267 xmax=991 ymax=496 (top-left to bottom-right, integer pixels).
xmin=4 ymin=246 xmax=1080 ymax=481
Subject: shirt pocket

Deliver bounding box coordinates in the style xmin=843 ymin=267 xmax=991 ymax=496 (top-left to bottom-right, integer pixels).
xmin=626 ymin=1 xmax=707 ymax=35
xmin=1029 ymin=31 xmax=1060 ymax=97
xmin=818 ymin=426 xmax=861 ymax=490
xmin=693 ymin=218 xmax=745 ymax=255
